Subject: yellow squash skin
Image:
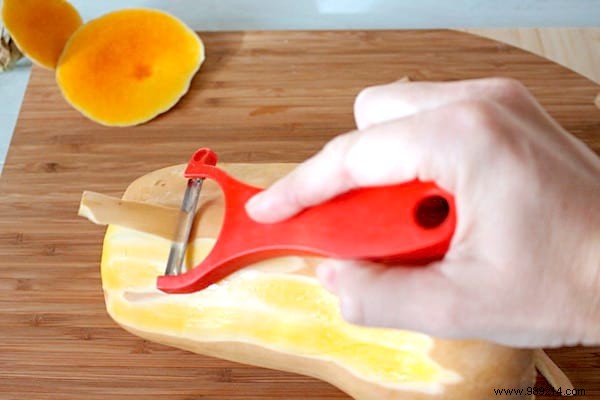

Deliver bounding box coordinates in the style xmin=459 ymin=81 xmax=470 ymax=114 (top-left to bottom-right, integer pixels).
xmin=1 ymin=0 xmax=83 ymax=69
xmin=56 ymin=9 xmax=204 ymax=127
xmin=94 ymin=163 xmax=536 ymax=400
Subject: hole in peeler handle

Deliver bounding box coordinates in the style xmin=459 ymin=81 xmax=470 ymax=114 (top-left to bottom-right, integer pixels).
xmin=414 ymin=195 xmax=450 ymax=229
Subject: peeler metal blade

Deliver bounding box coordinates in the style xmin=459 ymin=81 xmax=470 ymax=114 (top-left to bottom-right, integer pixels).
xmin=164 ymin=178 xmax=204 ymax=276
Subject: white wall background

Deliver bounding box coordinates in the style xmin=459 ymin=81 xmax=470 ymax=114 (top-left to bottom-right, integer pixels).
xmin=70 ymin=0 xmax=598 ymax=29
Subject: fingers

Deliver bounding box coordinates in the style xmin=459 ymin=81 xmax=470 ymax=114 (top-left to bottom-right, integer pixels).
xmin=248 ymin=78 xmax=531 ymax=224
xmin=354 ymin=77 xmax=535 ymax=130
xmin=316 ymin=259 xmax=468 ymax=337
xmin=245 ymin=132 xmax=359 ymax=223
xmin=316 ymin=258 xmax=579 ymax=348
xmin=246 ymin=100 xmax=489 ymax=223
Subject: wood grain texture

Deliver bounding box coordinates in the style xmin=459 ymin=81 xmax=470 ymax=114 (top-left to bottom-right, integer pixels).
xmin=0 ymin=30 xmax=598 ymax=400
xmin=461 ymin=28 xmax=600 ymax=84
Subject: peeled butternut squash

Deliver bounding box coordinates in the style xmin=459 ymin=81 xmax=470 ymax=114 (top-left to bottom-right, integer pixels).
xmin=1 ymin=0 xmax=82 ymax=69
xmin=56 ymin=9 xmax=204 ymax=126
xmin=80 ymin=162 xmax=537 ymax=399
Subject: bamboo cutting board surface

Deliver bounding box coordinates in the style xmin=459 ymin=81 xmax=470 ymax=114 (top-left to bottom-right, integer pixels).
xmin=1 ymin=30 xmax=599 ymax=400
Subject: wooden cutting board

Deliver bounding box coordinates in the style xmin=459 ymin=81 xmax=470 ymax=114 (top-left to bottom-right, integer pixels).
xmin=0 ymin=30 xmax=598 ymax=400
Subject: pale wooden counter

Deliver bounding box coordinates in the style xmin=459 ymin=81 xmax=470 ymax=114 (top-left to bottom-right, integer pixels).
xmin=462 ymin=28 xmax=599 ymax=84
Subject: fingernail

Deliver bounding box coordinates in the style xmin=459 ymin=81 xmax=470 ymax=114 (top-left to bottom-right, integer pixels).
xmin=340 ymin=295 xmax=363 ymax=324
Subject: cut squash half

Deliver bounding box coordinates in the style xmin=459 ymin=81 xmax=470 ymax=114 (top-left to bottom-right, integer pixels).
xmin=81 ymin=163 xmax=537 ymax=399
xmin=1 ymin=0 xmax=82 ymax=69
xmin=56 ymin=9 xmax=204 ymax=127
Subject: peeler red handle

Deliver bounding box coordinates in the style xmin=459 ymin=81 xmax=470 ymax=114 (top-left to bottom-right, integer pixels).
xmin=157 ymin=149 xmax=456 ymax=294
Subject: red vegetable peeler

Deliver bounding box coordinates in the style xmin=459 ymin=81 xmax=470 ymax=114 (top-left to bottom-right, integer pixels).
xmin=157 ymin=148 xmax=456 ymax=294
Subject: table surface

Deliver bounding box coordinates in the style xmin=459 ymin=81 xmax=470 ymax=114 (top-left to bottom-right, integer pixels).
xmin=1 ymin=27 xmax=598 ymax=173
xmin=0 ymin=29 xmax=598 ymax=400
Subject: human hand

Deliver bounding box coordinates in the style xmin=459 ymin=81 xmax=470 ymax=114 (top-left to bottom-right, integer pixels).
xmin=245 ymin=78 xmax=600 ymax=348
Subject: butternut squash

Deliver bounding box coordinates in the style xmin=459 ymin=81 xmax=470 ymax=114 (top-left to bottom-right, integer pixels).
xmin=55 ymin=9 xmax=204 ymax=126
xmin=80 ymin=163 xmax=537 ymax=399
xmin=1 ymin=0 xmax=82 ymax=69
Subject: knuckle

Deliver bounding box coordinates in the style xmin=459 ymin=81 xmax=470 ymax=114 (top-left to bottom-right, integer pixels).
xmin=448 ymin=99 xmax=502 ymax=130
xmin=354 ymin=82 xmax=404 ymax=124
xmin=447 ymin=100 xmax=510 ymax=152
xmin=487 ymin=77 xmax=530 ymax=100
xmin=354 ymin=85 xmax=381 ymax=111
xmin=284 ymin=175 xmax=316 ymax=209
xmin=322 ymin=131 xmax=356 ymax=157
xmin=353 ymin=86 xmax=381 ymax=123
xmin=323 ymin=132 xmax=361 ymax=188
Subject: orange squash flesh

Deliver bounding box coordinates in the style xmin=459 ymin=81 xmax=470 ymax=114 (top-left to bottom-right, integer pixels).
xmin=56 ymin=9 xmax=204 ymax=127
xmin=81 ymin=163 xmax=537 ymax=399
xmin=1 ymin=0 xmax=82 ymax=69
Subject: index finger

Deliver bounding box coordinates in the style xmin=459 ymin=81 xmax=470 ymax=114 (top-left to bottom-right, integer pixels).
xmin=354 ymin=77 xmax=534 ymax=130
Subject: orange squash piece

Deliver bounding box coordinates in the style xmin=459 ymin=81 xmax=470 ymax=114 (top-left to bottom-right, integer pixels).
xmin=80 ymin=163 xmax=537 ymax=399
xmin=1 ymin=0 xmax=82 ymax=69
xmin=56 ymin=9 xmax=204 ymax=127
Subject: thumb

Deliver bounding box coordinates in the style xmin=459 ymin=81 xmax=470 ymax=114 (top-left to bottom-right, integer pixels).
xmin=317 ymin=259 xmax=468 ymax=337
